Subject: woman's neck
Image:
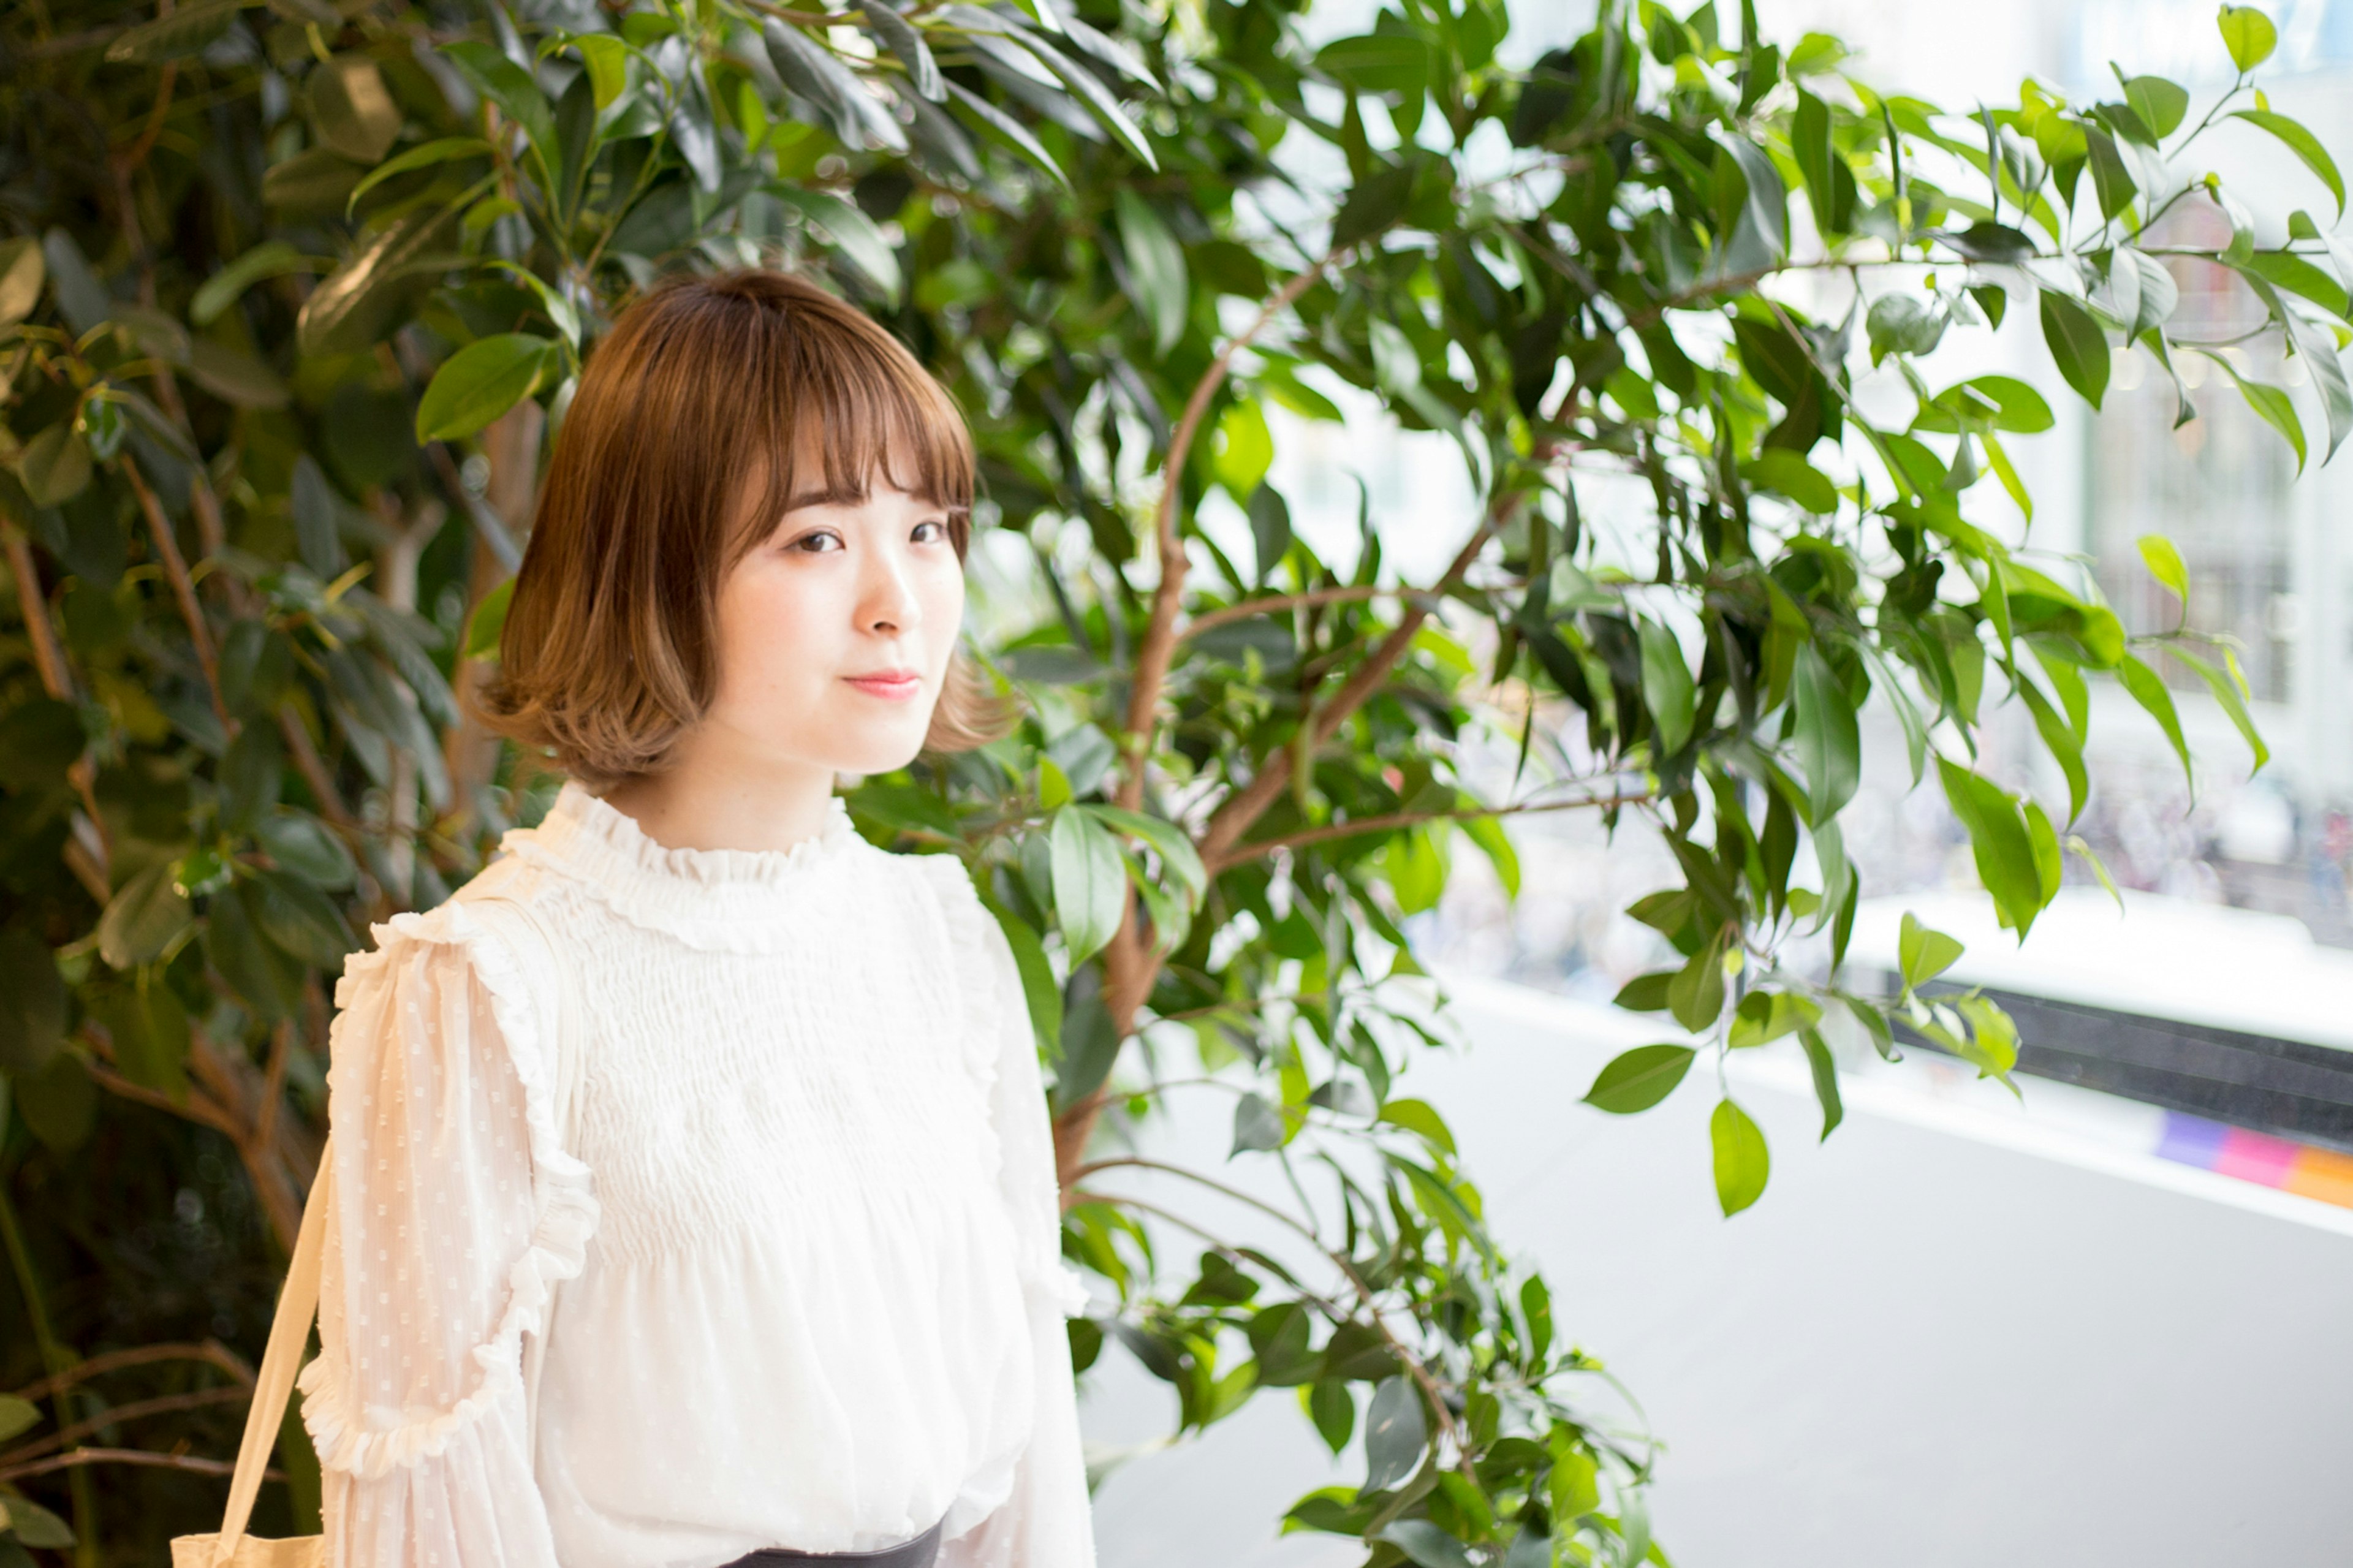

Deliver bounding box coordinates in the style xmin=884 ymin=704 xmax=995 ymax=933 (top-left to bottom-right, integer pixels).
xmin=599 ymin=742 xmax=839 ymax=856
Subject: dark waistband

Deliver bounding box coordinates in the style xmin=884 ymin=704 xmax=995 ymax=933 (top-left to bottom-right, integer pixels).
xmin=721 ymin=1518 xmax=943 ymax=1568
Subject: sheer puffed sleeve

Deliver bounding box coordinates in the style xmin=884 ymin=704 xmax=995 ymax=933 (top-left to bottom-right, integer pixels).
xmin=915 ymin=860 xmax=1097 ymax=1568
xmin=297 ymin=903 xmax=599 ymax=1568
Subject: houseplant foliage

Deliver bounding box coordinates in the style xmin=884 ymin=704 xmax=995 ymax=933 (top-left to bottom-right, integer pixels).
xmin=0 ymin=0 xmax=2336 ymax=1559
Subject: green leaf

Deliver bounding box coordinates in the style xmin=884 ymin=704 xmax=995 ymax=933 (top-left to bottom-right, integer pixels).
xmin=1050 ymin=806 xmax=1126 ymax=964
xmin=441 ymin=41 xmax=559 ymax=180
xmin=463 ymin=576 xmax=514 ymax=661
xmin=1798 ymin=1027 xmax=1844 ymax=1140
xmin=0 ymin=931 xmax=67 ymax=1078
xmin=2170 ymin=645 xmax=2270 ymax=773
xmin=858 ymin=0 xmax=944 ymax=101
xmin=1002 ymin=28 xmax=1158 ymax=170
xmin=1898 ymin=910 xmax=1965 ymax=990
xmin=2 ymin=1496 xmax=74 ymax=1550
xmin=2038 ymin=290 xmax=2109 ymax=409
xmin=1362 ymin=1375 xmax=1427 ymax=1492
xmin=105 ymin=0 xmax=240 ymax=62
xmin=570 ymin=35 xmax=627 ymax=110
xmin=255 ymin=808 xmax=357 ymax=888
xmin=17 ymin=1053 xmax=96 ymax=1154
xmin=2218 ymin=6 xmax=2278 ymax=71
xmin=2121 ymin=74 xmax=2189 ymax=138
xmin=942 ymin=80 xmax=1066 ymax=188
xmin=1377 ymin=1097 xmax=1455 ymax=1154
xmin=1866 ymin=293 xmax=1946 ymax=363
xmin=1231 ymin=1091 xmax=1286 ymax=1156
xmin=309 ymin=56 xmax=403 ymax=164
xmin=249 ymin=868 xmax=353 ymax=969
xmin=2138 ymin=534 xmax=2189 ymax=604
xmin=1935 ymin=757 xmax=2048 ymax=935
xmin=1549 ymin=1446 xmax=1601 ymax=1520
xmin=2083 ymin=124 xmax=2137 ymax=221
xmin=2118 ymin=645 xmax=2183 ymax=786
xmin=1741 ymin=450 xmax=1837 ymax=512
xmin=1315 ymin=34 xmax=1438 ymax=95
xmin=1114 ymin=188 xmax=1188 ymax=357
xmin=2231 ymin=112 xmax=2344 ymax=218
xmin=91 ymin=981 xmax=188 ymax=1102
xmin=0 ymin=1393 xmax=42 ymax=1445
xmin=2197 ymin=347 xmax=2306 ymax=471
xmin=1211 ymin=398 xmax=1273 ymax=498
xmin=1638 ymin=621 xmax=1695 ymax=756
xmin=1667 ymin=939 xmax=1727 ymax=1032
xmin=295 ymin=205 xmax=458 ymax=359
xmin=415 ymin=334 xmax=554 ymax=443
xmin=1710 ymin=1099 xmax=1771 ymax=1216
xmin=1374 ymin=1521 xmax=1474 ymax=1568
xmin=0 ymin=237 xmax=44 ymax=330
xmin=346 ymin=138 xmax=492 ymax=218
xmin=2017 ymin=675 xmax=2089 ymax=826
xmin=15 ymin=423 xmax=91 ymax=507
xmin=1090 ymin=805 xmax=1207 ymax=899
xmin=770 ymin=186 xmax=904 ymax=304
xmin=1792 ymin=642 xmax=1860 ymax=824
xmin=1582 ymin=1043 xmax=1696 ymax=1115
xmin=1727 ymin=989 xmax=1822 ymax=1048
xmin=1330 ymin=162 xmax=1415 ymax=251
xmin=99 ymin=861 xmax=194 ymax=970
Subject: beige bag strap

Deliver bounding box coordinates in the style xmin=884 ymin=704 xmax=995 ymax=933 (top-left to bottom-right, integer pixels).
xmin=211 ymin=1143 xmax=334 ymax=1566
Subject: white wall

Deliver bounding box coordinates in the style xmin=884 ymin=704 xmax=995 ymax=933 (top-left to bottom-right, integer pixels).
xmin=1081 ymin=980 xmax=2353 ymax=1567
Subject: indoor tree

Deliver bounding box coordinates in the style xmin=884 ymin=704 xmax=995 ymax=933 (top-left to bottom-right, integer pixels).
xmin=0 ymin=0 xmax=2330 ymax=1562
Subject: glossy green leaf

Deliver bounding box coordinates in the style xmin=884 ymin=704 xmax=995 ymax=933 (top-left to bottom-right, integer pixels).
xmin=441 ymin=41 xmax=559 ymax=178
xmin=2138 ymin=534 xmax=2189 ymax=604
xmin=15 ymin=422 xmax=91 ymax=507
xmin=2170 ymin=645 xmax=2270 ymax=773
xmin=1115 ymin=189 xmax=1188 ymax=356
xmin=860 ymin=0 xmax=944 ymax=101
xmin=2121 ymin=75 xmax=2189 ymax=138
xmin=2197 ymin=348 xmax=2306 ymax=472
xmin=1361 ymin=1375 xmax=1426 ymax=1492
xmin=770 ymin=186 xmax=905 ymax=304
xmin=2038 ymin=289 xmax=2109 ymax=409
xmin=1710 ymin=1099 xmax=1770 ymax=1216
xmin=1050 ymin=807 xmax=1126 ymax=964
xmin=1375 ymin=1521 xmax=1474 ymax=1568
xmin=1792 ymin=643 xmax=1860 ymax=824
xmin=415 ymin=334 xmax=554 ymax=443
xmin=1898 ymin=911 xmax=1964 ymax=990
xmin=98 ymin=862 xmax=194 ymax=970
xmin=1936 ymin=757 xmax=2048 ymax=935
xmin=1798 ymin=1027 xmax=1843 ymax=1140
xmin=2219 ymin=6 xmax=2279 ymax=72
xmin=1638 ymin=621 xmax=1695 ymax=756
xmin=1582 ymin=1044 xmax=1696 ymax=1115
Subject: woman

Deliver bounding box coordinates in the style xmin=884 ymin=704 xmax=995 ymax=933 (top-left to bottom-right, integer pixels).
xmin=297 ymin=271 xmax=1094 ymax=1568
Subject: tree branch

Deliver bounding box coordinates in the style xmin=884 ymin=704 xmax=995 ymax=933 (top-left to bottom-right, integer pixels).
xmin=12 ymin=1341 xmax=254 ymax=1406
xmin=1178 ymin=584 xmax=1450 ymax=643
xmin=0 ymin=1447 xmax=279 ymax=1486
xmin=119 ymin=456 xmax=232 ymax=738
xmin=0 ymin=1388 xmax=252 ymax=1468
xmin=1116 ymin=256 xmax=1336 ymax=812
xmin=1205 ymin=785 xmax=1656 ymax=871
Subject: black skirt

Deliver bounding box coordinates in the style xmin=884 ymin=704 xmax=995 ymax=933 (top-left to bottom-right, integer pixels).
xmin=719 ymin=1518 xmax=943 ymax=1568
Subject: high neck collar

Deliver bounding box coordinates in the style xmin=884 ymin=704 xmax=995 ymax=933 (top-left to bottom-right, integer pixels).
xmin=496 ymin=782 xmax=865 ymax=950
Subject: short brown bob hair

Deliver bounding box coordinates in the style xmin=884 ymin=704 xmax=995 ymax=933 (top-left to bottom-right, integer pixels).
xmin=475 ymin=269 xmax=1009 ymax=789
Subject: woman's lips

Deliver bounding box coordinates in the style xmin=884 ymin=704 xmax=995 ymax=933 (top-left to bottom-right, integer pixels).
xmin=844 ymin=670 xmax=922 ymax=700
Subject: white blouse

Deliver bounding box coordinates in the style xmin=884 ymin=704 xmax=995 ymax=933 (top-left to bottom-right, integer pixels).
xmin=298 ymin=783 xmax=1095 ymax=1568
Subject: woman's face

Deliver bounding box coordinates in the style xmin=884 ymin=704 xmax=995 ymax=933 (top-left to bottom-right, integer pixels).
xmin=702 ymin=473 xmax=965 ymax=779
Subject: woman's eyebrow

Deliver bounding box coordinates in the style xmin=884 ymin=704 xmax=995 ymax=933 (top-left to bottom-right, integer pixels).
xmin=780 ymin=485 xmax=868 ymax=512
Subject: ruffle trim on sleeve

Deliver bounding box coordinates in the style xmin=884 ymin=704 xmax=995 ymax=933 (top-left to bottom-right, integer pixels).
xmin=300 ymin=901 xmax=601 ymax=1480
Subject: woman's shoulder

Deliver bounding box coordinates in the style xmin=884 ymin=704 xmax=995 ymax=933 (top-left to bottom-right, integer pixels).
xmin=338 ymin=856 xmax=562 ymax=1009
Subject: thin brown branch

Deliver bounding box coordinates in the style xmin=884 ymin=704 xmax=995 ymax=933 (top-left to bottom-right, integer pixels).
xmin=279 ymin=706 xmax=357 ymax=831
xmin=1178 ymin=584 xmax=1446 ymax=642
xmin=4 ymin=529 xmax=72 ymax=700
xmin=1207 ymin=787 xmax=1657 ymax=871
xmin=0 ymin=1388 xmax=251 ymax=1468
xmin=12 ymin=1342 xmax=253 ymax=1406
xmin=1117 ymin=256 xmax=1336 ymax=811
xmin=1195 ymin=506 xmax=1513 ymax=868
xmin=83 ymin=1058 xmax=241 ymax=1141
xmin=0 ymin=1447 xmax=279 ymax=1485
xmin=120 ymin=457 xmax=231 ymax=737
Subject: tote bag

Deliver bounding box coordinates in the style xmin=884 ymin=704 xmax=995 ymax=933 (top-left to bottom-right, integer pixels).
xmin=171 ymin=890 xmax=579 ymax=1568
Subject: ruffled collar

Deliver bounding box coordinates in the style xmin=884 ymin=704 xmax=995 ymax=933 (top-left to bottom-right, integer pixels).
xmin=498 ymin=782 xmax=867 ymax=951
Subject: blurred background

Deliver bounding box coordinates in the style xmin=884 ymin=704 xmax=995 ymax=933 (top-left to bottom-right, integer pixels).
xmin=1079 ymin=2 xmax=2353 ymax=1563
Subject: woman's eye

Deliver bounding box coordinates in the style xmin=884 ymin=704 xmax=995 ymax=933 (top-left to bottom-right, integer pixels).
xmin=790 ymin=531 xmax=843 ymax=554
xmin=912 ymin=520 xmax=949 ymax=543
